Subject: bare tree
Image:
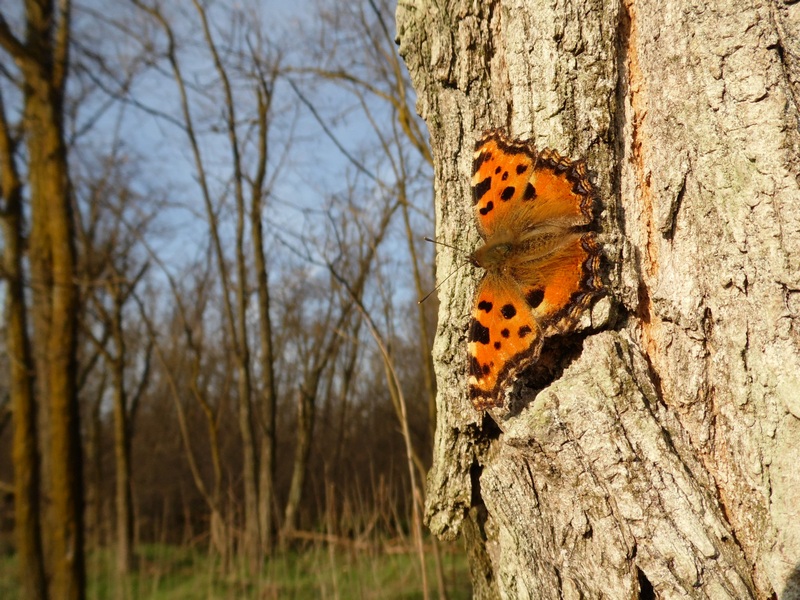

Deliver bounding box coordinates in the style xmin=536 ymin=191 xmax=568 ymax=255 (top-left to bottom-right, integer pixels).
xmin=399 ymin=0 xmax=800 ymax=598
xmin=128 ymin=0 xmax=290 ymax=565
xmin=72 ymin=135 xmax=157 ymax=575
xmin=279 ymin=182 xmax=400 ymax=538
xmin=327 ymin=256 xmax=432 ymax=599
xmin=297 ymin=0 xmax=437 ymax=445
xmin=248 ymin=36 xmax=282 ymax=555
xmin=132 ymin=245 xmax=233 ymax=560
xmin=84 ymin=261 xmax=149 ymax=575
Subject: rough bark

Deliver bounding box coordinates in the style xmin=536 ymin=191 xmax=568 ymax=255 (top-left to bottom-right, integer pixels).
xmin=397 ymin=0 xmax=800 ymax=598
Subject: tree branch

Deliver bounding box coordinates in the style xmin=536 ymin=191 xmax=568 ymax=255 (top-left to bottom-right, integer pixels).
xmin=0 ymin=13 xmax=30 ymax=64
xmin=53 ymin=0 xmax=71 ymax=93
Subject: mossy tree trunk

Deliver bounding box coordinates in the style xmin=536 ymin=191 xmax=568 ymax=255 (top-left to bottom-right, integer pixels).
xmin=398 ymin=0 xmax=800 ymax=597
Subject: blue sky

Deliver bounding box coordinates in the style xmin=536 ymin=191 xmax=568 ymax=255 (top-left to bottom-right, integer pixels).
xmin=0 ymin=0 xmax=433 ymax=316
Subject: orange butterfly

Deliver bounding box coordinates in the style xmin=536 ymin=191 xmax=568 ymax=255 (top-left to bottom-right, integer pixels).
xmin=467 ymin=130 xmax=603 ymax=410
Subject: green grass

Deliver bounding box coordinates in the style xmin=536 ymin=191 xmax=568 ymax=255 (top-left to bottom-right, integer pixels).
xmin=0 ymin=541 xmax=471 ymax=599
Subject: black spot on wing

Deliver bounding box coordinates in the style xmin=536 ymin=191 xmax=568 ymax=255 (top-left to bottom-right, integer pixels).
xmin=523 ymin=183 xmax=536 ymax=201
xmin=518 ymin=325 xmax=532 ymax=338
xmin=469 ymin=356 xmax=483 ymax=378
xmin=478 ymin=300 xmax=493 ymax=313
xmin=500 ymin=304 xmax=517 ymax=319
xmin=495 ymin=166 xmax=501 ymax=174
xmin=478 ymin=201 xmax=494 ymax=216
xmin=525 ymin=289 xmax=544 ymax=309
xmin=502 ymin=171 xmax=509 ymax=181
xmin=469 ymin=319 xmax=491 ymax=345
xmin=473 ymin=177 xmax=492 ymax=204
xmin=494 ymin=341 xmax=501 ymax=350
xmin=516 ymin=164 xmax=528 ymax=175
xmin=500 ymin=186 xmax=515 ymax=201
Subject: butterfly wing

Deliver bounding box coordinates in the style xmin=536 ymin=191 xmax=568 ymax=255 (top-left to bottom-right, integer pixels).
xmin=512 ymin=232 xmax=603 ymax=336
xmin=467 ymin=232 xmax=602 ymax=410
xmin=472 ymin=131 xmax=595 ymax=238
xmin=468 ymin=274 xmax=545 ymax=410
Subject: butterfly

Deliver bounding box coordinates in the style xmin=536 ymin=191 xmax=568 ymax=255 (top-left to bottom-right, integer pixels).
xmin=467 ymin=130 xmax=604 ymax=410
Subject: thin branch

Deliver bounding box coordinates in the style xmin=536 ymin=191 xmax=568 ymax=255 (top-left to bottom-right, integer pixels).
xmin=0 ymin=13 xmax=30 ymax=64
xmin=286 ymin=77 xmax=377 ymax=182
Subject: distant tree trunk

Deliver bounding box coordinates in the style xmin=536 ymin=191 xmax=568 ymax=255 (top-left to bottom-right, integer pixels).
xmin=0 ymin=90 xmax=48 ymax=600
xmin=109 ymin=291 xmax=133 ymax=575
xmin=251 ymin=81 xmax=279 ymax=553
xmin=283 ymin=384 xmax=316 ymax=536
xmin=84 ymin=374 xmax=106 ymax=551
xmin=194 ymin=3 xmax=262 ymax=563
xmin=398 ymin=0 xmax=800 ymax=598
xmin=2 ymin=2 xmax=86 ymax=598
xmin=142 ymin=0 xmax=264 ymax=563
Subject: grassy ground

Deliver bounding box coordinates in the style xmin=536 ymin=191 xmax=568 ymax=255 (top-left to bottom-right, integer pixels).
xmin=0 ymin=541 xmax=471 ymax=599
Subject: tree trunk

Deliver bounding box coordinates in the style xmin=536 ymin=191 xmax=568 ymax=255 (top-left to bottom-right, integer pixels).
xmin=398 ymin=0 xmax=800 ymax=598
xmin=283 ymin=385 xmax=316 ymax=536
xmin=252 ymin=133 xmax=278 ymax=553
xmin=110 ymin=300 xmax=133 ymax=575
xmin=0 ymin=89 xmax=48 ymax=600
xmin=85 ymin=377 xmax=106 ymax=551
xmin=28 ymin=69 xmax=85 ymax=600
xmin=13 ymin=2 xmax=86 ymax=597
xmin=236 ymin=362 xmax=260 ymax=562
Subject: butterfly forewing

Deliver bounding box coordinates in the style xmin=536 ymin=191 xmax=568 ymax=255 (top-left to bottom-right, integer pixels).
xmin=472 ymin=133 xmax=538 ymax=239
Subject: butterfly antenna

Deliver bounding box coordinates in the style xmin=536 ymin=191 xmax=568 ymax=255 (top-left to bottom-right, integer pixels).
xmin=424 ymin=236 xmax=467 ymax=256
xmin=418 ymin=260 xmax=471 ymax=304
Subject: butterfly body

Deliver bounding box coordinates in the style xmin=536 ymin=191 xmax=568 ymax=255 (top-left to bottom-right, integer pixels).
xmin=466 ymin=130 xmax=604 ymax=410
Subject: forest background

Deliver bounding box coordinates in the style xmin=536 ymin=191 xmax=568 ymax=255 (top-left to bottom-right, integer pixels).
xmin=0 ymin=0 xmax=463 ymax=598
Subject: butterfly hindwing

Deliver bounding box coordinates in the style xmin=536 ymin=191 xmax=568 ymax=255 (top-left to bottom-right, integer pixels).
xmin=512 ymin=232 xmax=603 ymax=335
xmin=468 ymin=276 xmax=544 ymax=410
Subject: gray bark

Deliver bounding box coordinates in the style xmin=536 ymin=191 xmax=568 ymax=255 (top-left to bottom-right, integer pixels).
xmin=397 ymin=0 xmax=800 ymax=598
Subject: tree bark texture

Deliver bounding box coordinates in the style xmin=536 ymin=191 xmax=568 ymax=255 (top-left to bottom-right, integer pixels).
xmin=397 ymin=0 xmax=800 ymax=598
